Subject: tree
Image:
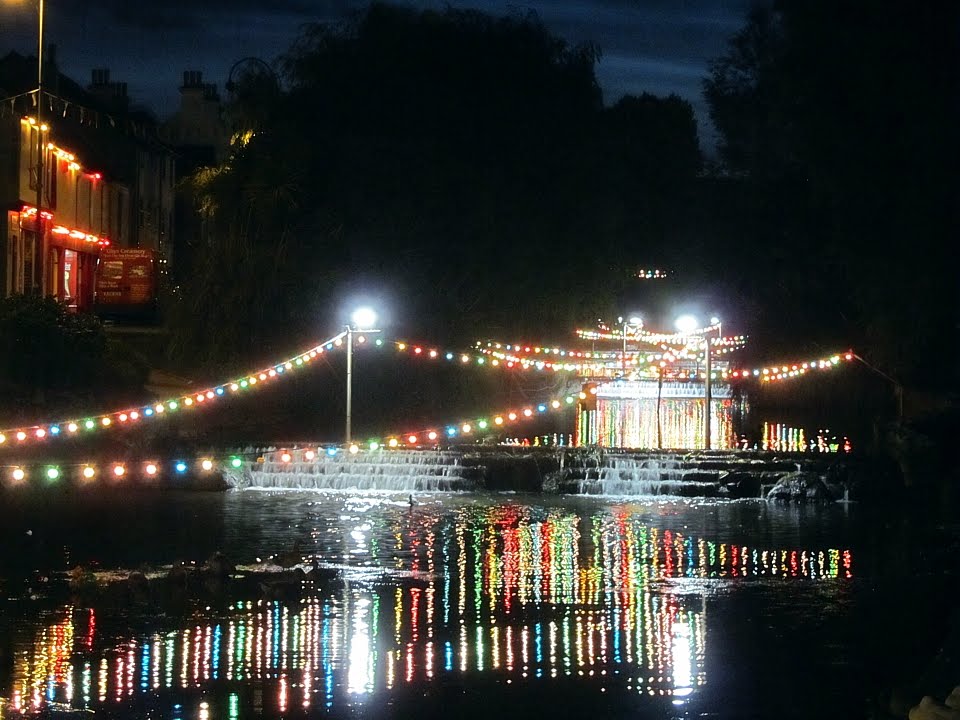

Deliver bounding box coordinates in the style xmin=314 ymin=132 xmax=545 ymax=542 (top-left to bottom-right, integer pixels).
xmin=703 ymin=0 xmax=959 ymax=389
xmin=0 ymin=295 xmax=147 ymax=419
xmin=167 ymin=2 xmax=704 ymax=372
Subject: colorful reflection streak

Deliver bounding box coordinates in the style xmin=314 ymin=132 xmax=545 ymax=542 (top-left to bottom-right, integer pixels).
xmin=6 ymin=505 xmax=853 ymax=718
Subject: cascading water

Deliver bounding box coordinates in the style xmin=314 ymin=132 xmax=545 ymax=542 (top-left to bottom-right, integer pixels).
xmin=562 ymin=453 xmax=727 ymax=497
xmin=227 ymin=449 xmax=483 ymax=492
xmin=221 ymin=447 xmax=842 ymax=499
xmin=575 ymin=455 xmax=706 ymax=496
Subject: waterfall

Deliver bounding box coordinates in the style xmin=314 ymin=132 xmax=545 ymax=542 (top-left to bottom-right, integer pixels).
xmin=572 ymin=454 xmax=722 ymax=497
xmin=230 ymin=449 xmax=482 ymax=492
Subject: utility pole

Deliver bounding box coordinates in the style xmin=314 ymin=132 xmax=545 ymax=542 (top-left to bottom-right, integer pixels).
xmin=35 ymin=0 xmax=46 ymax=294
xmin=345 ymin=325 xmax=353 ymax=444
xmin=704 ymin=334 xmax=712 ymax=451
xmin=853 ymin=353 xmax=903 ymax=425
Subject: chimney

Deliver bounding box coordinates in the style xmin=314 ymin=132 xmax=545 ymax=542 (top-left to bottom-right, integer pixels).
xmin=181 ymin=70 xmax=204 ymax=89
xmin=91 ymin=68 xmax=110 ymax=86
xmin=87 ymin=68 xmax=129 ymax=110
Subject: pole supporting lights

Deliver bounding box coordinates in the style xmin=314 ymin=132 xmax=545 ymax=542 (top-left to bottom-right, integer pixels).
xmin=345 ymin=307 xmax=379 ymax=445
xmin=617 ymin=316 xmax=642 ymax=448
xmin=31 ymin=0 xmax=46 ymax=292
xmin=618 ymin=315 xmax=643 ymax=379
xmin=676 ymin=315 xmax=721 ymax=451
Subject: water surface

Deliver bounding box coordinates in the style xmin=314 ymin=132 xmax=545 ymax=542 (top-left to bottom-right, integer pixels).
xmin=0 ymin=489 xmax=952 ymax=719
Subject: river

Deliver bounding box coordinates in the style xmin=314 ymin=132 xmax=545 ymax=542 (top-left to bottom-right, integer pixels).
xmin=0 ymin=488 xmax=956 ymax=719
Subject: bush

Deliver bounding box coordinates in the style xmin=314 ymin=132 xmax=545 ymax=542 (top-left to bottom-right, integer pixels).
xmin=0 ymin=295 xmax=148 ymax=419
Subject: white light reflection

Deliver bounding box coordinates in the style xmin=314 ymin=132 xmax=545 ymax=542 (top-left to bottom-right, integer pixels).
xmin=671 ymin=620 xmax=693 ymax=703
xmin=347 ymin=597 xmax=373 ymax=695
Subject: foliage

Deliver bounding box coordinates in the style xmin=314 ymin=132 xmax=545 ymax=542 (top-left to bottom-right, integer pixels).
xmin=702 ymin=0 xmax=958 ymax=390
xmin=0 ymin=295 xmax=148 ymax=418
xmin=166 ymin=1 xmax=702 ymax=371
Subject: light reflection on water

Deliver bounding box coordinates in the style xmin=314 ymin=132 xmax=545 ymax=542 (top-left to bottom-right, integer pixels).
xmin=3 ymin=493 xmax=856 ymax=718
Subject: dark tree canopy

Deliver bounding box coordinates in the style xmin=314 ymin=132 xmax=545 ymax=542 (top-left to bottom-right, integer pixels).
xmin=169 ymin=2 xmax=702 ymax=371
xmin=0 ymin=295 xmax=147 ymax=419
xmin=703 ymin=0 xmax=959 ymax=389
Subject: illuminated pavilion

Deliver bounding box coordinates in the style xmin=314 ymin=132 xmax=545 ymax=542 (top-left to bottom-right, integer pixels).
xmin=571 ymin=320 xmax=745 ymax=450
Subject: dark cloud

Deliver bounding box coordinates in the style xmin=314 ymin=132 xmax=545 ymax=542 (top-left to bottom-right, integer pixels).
xmin=54 ymin=0 xmax=340 ymax=31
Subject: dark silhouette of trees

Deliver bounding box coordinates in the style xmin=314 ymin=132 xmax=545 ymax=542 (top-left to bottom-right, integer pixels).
xmin=0 ymin=295 xmax=147 ymax=419
xmin=168 ymin=2 xmax=702 ymax=372
xmin=704 ymin=0 xmax=958 ymax=390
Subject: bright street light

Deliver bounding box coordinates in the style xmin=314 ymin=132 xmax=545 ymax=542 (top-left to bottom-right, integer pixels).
xmin=11 ymin=0 xmax=48 ymax=289
xmin=345 ymin=307 xmax=380 ymax=444
xmin=351 ymin=307 xmax=377 ymax=330
xmin=675 ymin=315 xmax=698 ymax=334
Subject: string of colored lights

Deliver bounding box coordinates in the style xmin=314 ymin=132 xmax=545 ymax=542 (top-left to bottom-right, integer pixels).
xmin=21 ymin=205 xmax=112 ymax=248
xmin=22 ymin=116 xmax=106 ymax=182
xmin=575 ymin=320 xmax=727 ymax=346
xmin=468 ymin=342 xmax=854 ymax=382
xmin=0 ymin=329 xmax=374 ymax=448
xmin=0 ymin=324 xmax=855 ymax=456
xmin=636 ymin=268 xmax=671 ymax=279
xmin=1 ymin=403 xmax=576 ymax=482
xmin=1 ymin=456 xmax=236 ymax=485
xmin=377 ymin=392 xmax=579 ymax=449
xmin=471 ymin=343 xmax=663 ymax=373
xmin=575 ymin=330 xmax=749 ymax=353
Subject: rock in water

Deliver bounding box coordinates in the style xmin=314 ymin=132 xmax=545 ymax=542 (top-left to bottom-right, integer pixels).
xmin=909 ymin=695 xmax=960 ymax=720
xmin=306 ymin=560 xmax=338 ymax=583
xmin=127 ymin=571 xmax=150 ymax=603
xmin=947 ymin=687 xmax=960 ymax=710
xmin=272 ymin=540 xmax=303 ymax=569
xmin=765 ymin=471 xmax=831 ymax=502
xmin=67 ymin=565 xmax=98 ymax=593
xmin=203 ymin=551 xmax=234 ymax=578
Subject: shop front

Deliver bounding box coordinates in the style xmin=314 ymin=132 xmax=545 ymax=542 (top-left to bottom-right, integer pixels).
xmin=6 ymin=206 xmax=109 ymax=312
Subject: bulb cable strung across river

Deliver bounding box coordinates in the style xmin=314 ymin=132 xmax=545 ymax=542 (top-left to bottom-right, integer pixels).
xmin=0 ymin=327 xmax=855 ymax=458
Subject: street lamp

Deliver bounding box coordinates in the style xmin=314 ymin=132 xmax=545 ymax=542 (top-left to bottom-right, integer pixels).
xmin=615 ymin=315 xmax=642 ymax=448
xmin=618 ymin=315 xmax=643 ymax=378
xmin=15 ymin=0 xmax=47 ymax=290
xmin=675 ymin=315 xmax=720 ymax=451
xmin=36 ymin=0 xmax=44 ymax=234
xmin=710 ymin=316 xmax=721 ymax=338
xmin=344 ymin=307 xmax=379 ymax=445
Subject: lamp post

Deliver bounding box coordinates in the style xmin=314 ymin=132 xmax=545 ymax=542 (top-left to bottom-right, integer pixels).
xmin=30 ymin=0 xmax=46 ymax=292
xmin=619 ymin=315 xmax=642 ymax=378
xmin=704 ymin=329 xmax=712 ymax=451
xmin=676 ymin=315 xmax=720 ymax=451
xmin=345 ymin=307 xmax=378 ymax=445
xmin=618 ymin=316 xmax=642 ymax=448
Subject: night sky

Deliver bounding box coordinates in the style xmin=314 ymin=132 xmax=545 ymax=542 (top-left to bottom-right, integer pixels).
xmin=3 ymin=0 xmax=750 ymax=150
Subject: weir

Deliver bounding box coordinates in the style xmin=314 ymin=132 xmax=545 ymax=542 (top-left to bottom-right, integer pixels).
xmin=223 ymin=446 xmax=859 ymax=499
xmin=226 ymin=448 xmax=484 ymax=491
xmin=575 ymin=456 xmax=718 ymax=496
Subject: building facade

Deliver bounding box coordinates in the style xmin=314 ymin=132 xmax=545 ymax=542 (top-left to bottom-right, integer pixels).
xmin=2 ymin=114 xmax=128 ymax=311
xmin=0 ymin=53 xmax=175 ymax=314
xmin=161 ymin=70 xmax=228 ymax=279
